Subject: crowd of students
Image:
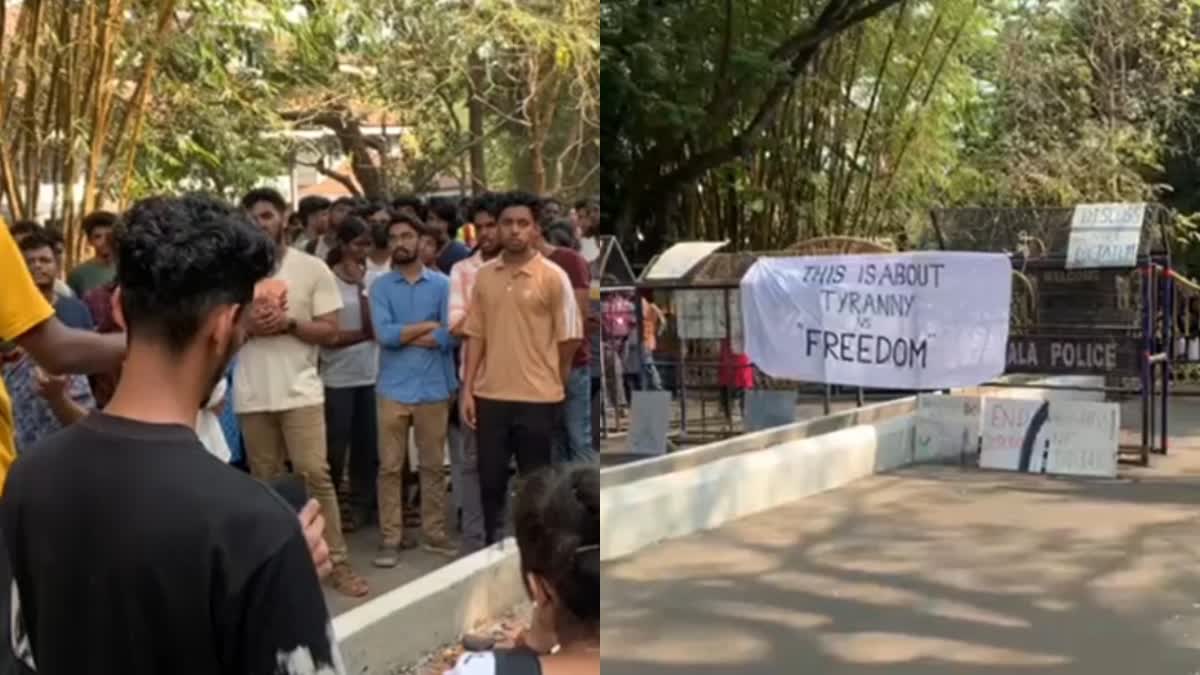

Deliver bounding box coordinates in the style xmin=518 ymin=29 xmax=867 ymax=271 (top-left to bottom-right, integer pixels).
xmin=0 ymin=188 xmax=601 ymax=674
xmin=4 ymin=188 xmax=603 ymax=599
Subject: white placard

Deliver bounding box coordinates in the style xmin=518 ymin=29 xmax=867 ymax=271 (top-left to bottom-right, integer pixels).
xmin=1065 ymin=203 xmax=1145 ymax=269
xmin=675 ymin=289 xmax=742 ymax=340
xmin=980 ymin=398 xmax=1118 ymax=478
xmin=915 ymin=394 xmax=981 ymax=462
xmin=740 ymin=252 xmax=1012 ymax=389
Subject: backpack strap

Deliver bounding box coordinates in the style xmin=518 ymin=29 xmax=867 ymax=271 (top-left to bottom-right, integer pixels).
xmin=492 ymin=648 xmax=543 ymax=675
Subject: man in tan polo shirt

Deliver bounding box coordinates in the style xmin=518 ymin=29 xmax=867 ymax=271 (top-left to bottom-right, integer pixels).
xmin=461 ymin=191 xmax=582 ymax=545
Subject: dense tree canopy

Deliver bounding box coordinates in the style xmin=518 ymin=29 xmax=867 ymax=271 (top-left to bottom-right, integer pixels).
xmin=603 ymin=0 xmax=1200 ymax=266
xmin=0 ymin=0 xmax=599 ymax=262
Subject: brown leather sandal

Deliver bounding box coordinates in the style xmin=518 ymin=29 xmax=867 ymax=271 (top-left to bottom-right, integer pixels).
xmin=329 ymin=563 xmax=369 ymax=598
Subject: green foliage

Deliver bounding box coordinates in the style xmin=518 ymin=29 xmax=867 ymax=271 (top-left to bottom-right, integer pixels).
xmin=604 ymin=0 xmax=1200 ymax=264
xmin=126 ymin=0 xmax=599 ymax=201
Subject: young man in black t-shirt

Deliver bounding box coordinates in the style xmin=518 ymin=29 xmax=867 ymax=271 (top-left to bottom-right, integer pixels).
xmin=0 ymin=195 xmax=344 ymax=675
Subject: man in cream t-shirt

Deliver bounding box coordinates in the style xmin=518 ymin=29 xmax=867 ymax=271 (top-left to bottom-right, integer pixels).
xmin=235 ymin=187 xmax=369 ymax=598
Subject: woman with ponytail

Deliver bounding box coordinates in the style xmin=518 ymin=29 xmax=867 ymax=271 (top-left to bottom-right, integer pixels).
xmin=447 ymin=464 xmax=600 ymax=675
xmin=319 ymin=216 xmax=379 ymax=531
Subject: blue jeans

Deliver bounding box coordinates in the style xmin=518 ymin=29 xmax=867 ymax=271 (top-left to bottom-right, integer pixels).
xmin=561 ymin=366 xmax=596 ymax=464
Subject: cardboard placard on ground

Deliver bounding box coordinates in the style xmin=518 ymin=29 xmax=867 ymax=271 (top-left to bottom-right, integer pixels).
xmin=980 ymin=398 xmax=1119 ymax=478
xmin=743 ymin=390 xmax=797 ymax=432
xmin=626 ymin=390 xmax=672 ymax=456
xmin=914 ymin=394 xmax=981 ymax=462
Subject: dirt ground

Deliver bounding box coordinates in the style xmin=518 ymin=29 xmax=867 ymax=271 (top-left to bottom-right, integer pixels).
xmin=600 ymin=398 xmax=1200 ymax=675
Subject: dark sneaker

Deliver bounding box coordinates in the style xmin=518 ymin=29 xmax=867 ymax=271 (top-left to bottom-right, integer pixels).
xmin=372 ymin=545 xmax=401 ymax=569
xmin=400 ymin=531 xmax=419 ymax=550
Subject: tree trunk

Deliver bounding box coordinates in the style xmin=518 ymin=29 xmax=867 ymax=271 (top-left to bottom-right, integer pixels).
xmin=467 ymin=52 xmax=488 ymax=195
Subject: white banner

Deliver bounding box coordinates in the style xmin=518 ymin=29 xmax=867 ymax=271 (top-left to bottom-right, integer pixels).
xmin=740 ymin=252 xmax=1012 ymax=389
xmin=1065 ymin=203 xmax=1145 ymax=269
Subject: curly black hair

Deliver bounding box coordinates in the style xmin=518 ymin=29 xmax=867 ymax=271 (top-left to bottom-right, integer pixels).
xmin=513 ymin=464 xmax=600 ymax=628
xmin=495 ymin=191 xmax=543 ymax=224
xmin=16 ymin=228 xmax=56 ymax=254
xmin=118 ymin=194 xmax=276 ymax=353
xmin=9 ymin=219 xmax=40 ymax=240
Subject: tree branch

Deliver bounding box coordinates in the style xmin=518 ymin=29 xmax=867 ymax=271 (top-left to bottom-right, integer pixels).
xmin=632 ymin=0 xmax=906 ymax=222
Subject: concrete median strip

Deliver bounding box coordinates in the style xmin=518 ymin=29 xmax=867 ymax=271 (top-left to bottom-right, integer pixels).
xmin=334 ymin=540 xmax=525 ymax=674
xmin=601 ymin=398 xmax=917 ymax=562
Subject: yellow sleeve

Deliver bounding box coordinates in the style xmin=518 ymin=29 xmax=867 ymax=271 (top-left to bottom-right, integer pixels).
xmin=0 ymin=224 xmax=54 ymax=341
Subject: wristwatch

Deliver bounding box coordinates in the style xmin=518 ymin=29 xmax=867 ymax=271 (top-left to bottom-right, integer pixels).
xmin=286 ymin=319 xmax=298 ymax=334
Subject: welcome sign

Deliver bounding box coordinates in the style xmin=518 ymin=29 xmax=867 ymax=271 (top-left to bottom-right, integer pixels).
xmin=740 ymin=252 xmax=1012 ymax=389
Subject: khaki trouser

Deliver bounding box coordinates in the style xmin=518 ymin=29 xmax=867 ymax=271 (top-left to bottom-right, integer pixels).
xmin=377 ymin=397 xmax=450 ymax=548
xmin=239 ymin=405 xmax=348 ymax=565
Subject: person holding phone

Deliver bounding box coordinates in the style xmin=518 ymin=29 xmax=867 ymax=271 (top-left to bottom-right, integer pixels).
xmin=0 ymin=195 xmax=342 ymax=674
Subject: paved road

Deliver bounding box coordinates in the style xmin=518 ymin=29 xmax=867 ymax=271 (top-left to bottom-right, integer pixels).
xmin=601 ymin=398 xmax=1200 ymax=674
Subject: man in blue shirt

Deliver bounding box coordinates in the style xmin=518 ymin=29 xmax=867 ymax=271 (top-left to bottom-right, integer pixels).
xmin=370 ymin=214 xmax=459 ymax=565
xmin=4 ymin=229 xmax=96 ymax=452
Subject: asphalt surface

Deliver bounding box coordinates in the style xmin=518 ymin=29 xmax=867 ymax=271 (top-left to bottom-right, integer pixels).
xmin=601 ymin=398 xmax=1200 ymax=674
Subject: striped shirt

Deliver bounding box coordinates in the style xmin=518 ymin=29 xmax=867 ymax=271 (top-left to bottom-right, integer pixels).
xmin=449 ymin=252 xmax=488 ymax=381
xmin=463 ymin=252 xmax=581 ymax=403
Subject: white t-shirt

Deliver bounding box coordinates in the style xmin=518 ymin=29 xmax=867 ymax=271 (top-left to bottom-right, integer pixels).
xmin=319 ymin=276 xmax=378 ymax=388
xmin=196 ymin=379 xmax=231 ymax=462
xmin=234 ymin=249 xmax=343 ymax=414
xmin=579 ymin=236 xmax=601 ymax=263
xmin=365 ymin=258 xmax=391 ymax=290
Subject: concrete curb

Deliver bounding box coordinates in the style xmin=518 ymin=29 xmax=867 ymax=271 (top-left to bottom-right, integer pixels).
xmin=601 ymin=397 xmax=916 ymax=488
xmin=334 ymin=540 xmax=524 ymax=674
xmin=600 ymin=412 xmax=915 ymax=562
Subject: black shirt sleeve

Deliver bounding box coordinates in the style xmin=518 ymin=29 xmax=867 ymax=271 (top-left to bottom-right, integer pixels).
xmin=226 ymin=531 xmax=343 ymax=675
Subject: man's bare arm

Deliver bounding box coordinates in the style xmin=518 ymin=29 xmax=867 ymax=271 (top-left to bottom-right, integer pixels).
xmin=290 ymin=312 xmax=339 ymax=346
xmin=558 ymin=340 xmax=580 ymax=386
xmin=15 ymin=317 xmax=125 ymax=376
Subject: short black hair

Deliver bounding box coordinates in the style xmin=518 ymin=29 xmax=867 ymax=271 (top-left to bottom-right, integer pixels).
xmin=428 ymin=198 xmax=463 ymax=238
xmin=297 ymin=196 xmax=331 ymax=223
xmin=82 ymin=210 xmax=118 ymax=237
xmin=496 ymin=191 xmax=542 ymax=223
xmin=10 ymin=220 xmax=40 ymax=239
xmin=333 ymin=196 xmax=359 ymax=208
xmin=118 ymin=194 xmax=276 ymax=353
xmin=327 ymin=216 xmax=370 ymax=266
xmin=467 ymin=193 xmax=500 ymax=220
xmin=240 ymin=187 xmax=288 ymax=213
xmin=544 ymin=219 xmax=578 ymax=250
xmin=388 ymin=213 xmax=427 ymax=238
xmin=370 ymin=220 xmax=391 ymax=249
xmin=352 ymin=199 xmax=391 ymax=218
xmin=17 ymin=228 xmax=56 ymax=254
xmin=43 ymin=224 xmax=65 ymax=250
xmin=514 ymin=465 xmax=599 ymax=627
xmin=391 ymin=194 xmax=427 ymax=220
